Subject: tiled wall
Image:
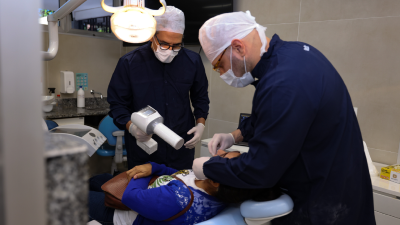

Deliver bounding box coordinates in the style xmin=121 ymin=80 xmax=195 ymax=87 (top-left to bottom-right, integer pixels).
xmin=42 ymin=33 xmax=123 ymax=98
xmin=43 ymin=0 xmax=400 ymax=164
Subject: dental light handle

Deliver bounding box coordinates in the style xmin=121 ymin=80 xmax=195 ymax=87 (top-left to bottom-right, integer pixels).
xmin=153 ymin=123 xmax=184 ymax=150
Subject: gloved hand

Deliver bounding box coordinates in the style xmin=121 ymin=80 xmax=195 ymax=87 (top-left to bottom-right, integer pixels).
xmin=129 ymin=123 xmax=152 ymax=142
xmin=192 ymin=157 xmax=211 ymax=180
xmin=184 ymin=123 xmax=205 ymax=149
xmin=208 ymin=133 xmax=235 ymax=156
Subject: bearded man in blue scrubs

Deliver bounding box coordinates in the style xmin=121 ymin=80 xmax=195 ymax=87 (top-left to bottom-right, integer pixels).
xmin=193 ymin=11 xmax=375 ymax=225
xmin=108 ymin=6 xmax=209 ymax=170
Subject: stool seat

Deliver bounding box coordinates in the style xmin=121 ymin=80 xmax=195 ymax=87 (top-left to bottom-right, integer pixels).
xmin=96 ymin=142 xmax=127 ymax=157
xmin=240 ymin=194 xmax=293 ymax=219
xmin=196 ymin=206 xmax=247 ymax=225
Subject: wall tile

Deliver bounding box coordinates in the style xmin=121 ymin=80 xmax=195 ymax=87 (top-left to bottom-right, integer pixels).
xmin=298 ymin=17 xmax=400 ymax=154
xmin=300 ymin=0 xmax=342 ymax=22
xmin=207 ymin=119 xmax=239 ymax=139
xmin=301 ymin=0 xmax=400 ymax=22
xmin=47 ymin=34 xmax=121 ymax=98
xmin=235 ymin=0 xmax=301 ymax=24
xmin=266 ymin=23 xmax=299 ymax=41
xmin=368 ymin=148 xmax=398 ymax=165
xmin=208 ymin=69 xmax=254 ymax=123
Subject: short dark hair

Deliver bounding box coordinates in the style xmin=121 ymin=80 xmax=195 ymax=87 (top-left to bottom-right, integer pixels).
xmin=215 ymin=184 xmax=282 ymax=204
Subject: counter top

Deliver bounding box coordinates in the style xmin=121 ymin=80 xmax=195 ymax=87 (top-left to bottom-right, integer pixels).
xmin=44 ymin=107 xmax=110 ymax=119
xmin=371 ymin=162 xmax=400 ymax=197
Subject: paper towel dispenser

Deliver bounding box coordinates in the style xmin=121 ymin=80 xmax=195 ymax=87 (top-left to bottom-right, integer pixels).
xmin=60 ymin=71 xmax=75 ymax=94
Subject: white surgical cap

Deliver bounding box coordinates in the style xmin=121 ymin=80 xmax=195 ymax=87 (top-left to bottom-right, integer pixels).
xmin=155 ymin=6 xmax=185 ymax=34
xmin=199 ymin=11 xmax=267 ymax=63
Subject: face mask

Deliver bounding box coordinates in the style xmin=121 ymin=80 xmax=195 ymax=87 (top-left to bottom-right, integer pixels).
xmin=220 ymin=47 xmax=255 ymax=88
xmin=153 ymin=37 xmax=178 ymax=63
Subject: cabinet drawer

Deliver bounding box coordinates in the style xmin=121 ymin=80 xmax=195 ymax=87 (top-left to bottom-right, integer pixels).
xmin=375 ymin=211 xmax=400 ymax=225
xmin=373 ymin=192 xmax=400 ymax=219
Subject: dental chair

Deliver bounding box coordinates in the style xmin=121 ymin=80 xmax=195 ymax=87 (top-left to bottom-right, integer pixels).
xmin=97 ymin=115 xmax=127 ymax=175
xmin=45 ymin=120 xmax=58 ymax=130
xmin=197 ymin=193 xmax=294 ymax=225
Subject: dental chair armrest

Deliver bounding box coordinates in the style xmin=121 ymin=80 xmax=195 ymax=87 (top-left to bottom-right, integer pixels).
xmin=113 ymin=131 xmax=124 ymax=164
xmin=112 ymin=131 xmax=124 ymax=136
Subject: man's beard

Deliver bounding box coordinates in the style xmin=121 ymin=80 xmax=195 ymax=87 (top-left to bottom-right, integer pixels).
xmin=231 ymin=53 xmax=246 ymax=78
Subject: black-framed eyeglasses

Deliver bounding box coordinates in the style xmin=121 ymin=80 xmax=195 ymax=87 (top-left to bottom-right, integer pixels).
xmin=154 ymin=34 xmax=184 ymax=52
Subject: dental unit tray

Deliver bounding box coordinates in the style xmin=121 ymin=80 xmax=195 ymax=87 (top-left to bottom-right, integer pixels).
xmin=50 ymin=124 xmax=107 ymax=156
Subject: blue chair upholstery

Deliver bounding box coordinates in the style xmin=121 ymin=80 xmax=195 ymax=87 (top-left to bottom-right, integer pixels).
xmin=45 ymin=120 xmax=58 ymax=130
xmin=196 ymin=206 xmax=247 ymax=225
xmin=97 ymin=143 xmax=127 ymax=157
xmin=197 ymin=194 xmax=293 ymax=225
xmin=240 ymin=194 xmax=294 ymax=219
xmin=98 ymin=115 xmax=125 ymax=146
xmin=97 ymin=115 xmax=127 ymax=174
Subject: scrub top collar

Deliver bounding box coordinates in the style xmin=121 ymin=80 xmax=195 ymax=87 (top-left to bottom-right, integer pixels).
xmin=251 ymin=34 xmax=284 ymax=81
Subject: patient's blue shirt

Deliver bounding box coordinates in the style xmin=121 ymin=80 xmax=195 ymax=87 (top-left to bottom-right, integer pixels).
xmin=121 ymin=162 xmax=226 ymax=225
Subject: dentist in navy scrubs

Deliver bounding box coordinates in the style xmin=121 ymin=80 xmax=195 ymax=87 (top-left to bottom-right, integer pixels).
xmin=108 ymin=6 xmax=209 ymax=170
xmin=193 ymin=11 xmax=376 ymax=225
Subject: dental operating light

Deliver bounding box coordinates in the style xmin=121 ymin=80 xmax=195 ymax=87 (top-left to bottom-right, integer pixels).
xmin=101 ymin=0 xmax=166 ymax=43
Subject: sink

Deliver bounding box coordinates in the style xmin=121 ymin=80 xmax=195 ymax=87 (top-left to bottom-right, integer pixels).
xmin=42 ymin=96 xmax=54 ymax=105
xmin=42 ymin=96 xmax=56 ymax=112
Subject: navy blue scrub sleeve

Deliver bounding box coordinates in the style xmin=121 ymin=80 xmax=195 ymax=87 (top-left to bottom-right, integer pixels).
xmin=204 ymin=72 xmax=315 ymax=189
xmin=190 ymin=59 xmax=210 ymax=121
xmin=107 ymin=58 xmax=133 ymax=130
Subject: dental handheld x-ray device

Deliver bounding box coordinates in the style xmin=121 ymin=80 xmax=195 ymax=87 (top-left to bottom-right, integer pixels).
xmin=131 ymin=106 xmax=184 ymax=155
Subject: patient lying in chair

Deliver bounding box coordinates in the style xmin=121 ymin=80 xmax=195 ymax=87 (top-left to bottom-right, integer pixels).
xmin=88 ymin=150 xmax=281 ymax=225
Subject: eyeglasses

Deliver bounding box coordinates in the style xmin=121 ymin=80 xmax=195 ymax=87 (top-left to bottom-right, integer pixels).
xmin=217 ymin=151 xmax=240 ymax=158
xmin=213 ymin=47 xmax=229 ymax=72
xmin=154 ymin=34 xmax=184 ymax=52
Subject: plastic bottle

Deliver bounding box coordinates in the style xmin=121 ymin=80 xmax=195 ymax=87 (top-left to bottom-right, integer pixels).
xmin=77 ymin=86 xmax=85 ymax=108
xmin=56 ymin=95 xmax=62 ymax=110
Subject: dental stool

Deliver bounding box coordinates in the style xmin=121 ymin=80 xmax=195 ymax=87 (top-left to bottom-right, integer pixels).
xmin=197 ymin=193 xmax=293 ymax=225
xmin=97 ymin=115 xmax=127 ymax=175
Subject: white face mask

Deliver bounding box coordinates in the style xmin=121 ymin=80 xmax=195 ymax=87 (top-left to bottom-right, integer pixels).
xmin=220 ymin=46 xmax=255 ymax=88
xmin=153 ymin=37 xmax=179 ymax=63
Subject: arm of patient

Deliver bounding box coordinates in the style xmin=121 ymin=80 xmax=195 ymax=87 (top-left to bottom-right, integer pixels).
xmin=121 ymin=176 xmax=184 ymax=221
xmin=150 ymin=162 xmax=179 ymax=176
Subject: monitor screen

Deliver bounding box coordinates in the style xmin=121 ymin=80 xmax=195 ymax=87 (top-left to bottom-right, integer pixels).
xmin=123 ymin=0 xmax=233 ymax=46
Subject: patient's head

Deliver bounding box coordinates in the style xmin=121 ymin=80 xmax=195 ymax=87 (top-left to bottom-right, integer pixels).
xmin=198 ymin=150 xmax=281 ymax=204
